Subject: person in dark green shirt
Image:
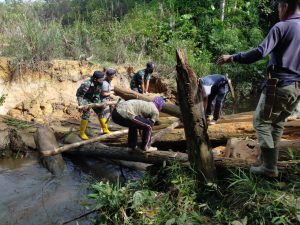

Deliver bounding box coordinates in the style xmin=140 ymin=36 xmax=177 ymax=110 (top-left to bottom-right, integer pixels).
xmin=130 ymin=62 xmax=154 ymax=94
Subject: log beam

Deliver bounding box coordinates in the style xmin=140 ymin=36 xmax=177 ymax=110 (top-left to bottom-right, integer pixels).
xmin=69 ymin=143 xmax=300 ymax=174
xmin=114 ymin=86 xmax=181 ymax=118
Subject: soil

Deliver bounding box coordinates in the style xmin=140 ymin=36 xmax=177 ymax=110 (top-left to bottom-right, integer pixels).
xmin=0 ymin=57 xmax=177 ymax=158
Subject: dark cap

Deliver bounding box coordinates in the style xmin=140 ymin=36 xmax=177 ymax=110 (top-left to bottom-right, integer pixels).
xmin=92 ymin=71 xmax=105 ymax=79
xmin=146 ymin=62 xmax=155 ymax=70
xmin=106 ymin=68 xmax=116 ymax=76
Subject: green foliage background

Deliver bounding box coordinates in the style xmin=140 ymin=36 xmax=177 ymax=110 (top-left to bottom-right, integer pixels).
xmin=0 ymin=0 xmax=277 ymax=97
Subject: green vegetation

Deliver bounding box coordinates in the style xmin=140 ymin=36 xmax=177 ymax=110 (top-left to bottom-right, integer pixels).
xmin=88 ymin=162 xmax=300 ymax=224
xmin=0 ymin=94 xmax=6 ymax=106
xmin=0 ymin=0 xmax=276 ymax=97
xmin=3 ymin=116 xmax=34 ymax=129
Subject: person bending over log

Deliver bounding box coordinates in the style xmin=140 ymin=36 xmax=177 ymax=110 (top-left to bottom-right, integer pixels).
xmin=130 ymin=62 xmax=154 ymax=94
xmin=217 ymin=0 xmax=300 ymax=177
xmin=99 ymin=68 xmax=117 ymax=134
xmin=76 ymin=71 xmax=105 ymax=140
xmin=199 ymin=74 xmax=233 ymax=125
xmin=112 ymin=97 xmax=165 ymax=152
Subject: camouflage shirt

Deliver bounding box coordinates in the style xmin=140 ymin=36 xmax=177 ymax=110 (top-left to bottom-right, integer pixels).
xmin=76 ymin=78 xmax=102 ymax=105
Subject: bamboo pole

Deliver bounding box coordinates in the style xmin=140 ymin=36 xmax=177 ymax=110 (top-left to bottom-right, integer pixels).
xmin=77 ymin=101 xmax=117 ymax=109
xmin=41 ymin=129 xmax=128 ymax=156
xmin=114 ymin=86 xmax=182 ymax=118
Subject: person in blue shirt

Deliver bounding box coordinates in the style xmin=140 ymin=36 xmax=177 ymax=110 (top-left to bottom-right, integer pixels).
xmin=200 ymin=74 xmax=230 ymax=125
xmin=100 ymin=68 xmax=117 ymax=134
xmin=217 ymin=0 xmax=300 ymax=177
xmin=130 ymin=62 xmax=154 ymax=94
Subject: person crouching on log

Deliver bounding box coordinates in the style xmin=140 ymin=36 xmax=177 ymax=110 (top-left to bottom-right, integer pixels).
xmin=99 ymin=68 xmax=117 ymax=134
xmin=76 ymin=71 xmax=105 ymax=140
xmin=112 ymin=97 xmax=165 ymax=152
xmin=200 ymin=74 xmax=232 ymax=125
xmin=217 ymin=0 xmax=300 ymax=178
xmin=130 ymin=62 xmax=155 ymax=94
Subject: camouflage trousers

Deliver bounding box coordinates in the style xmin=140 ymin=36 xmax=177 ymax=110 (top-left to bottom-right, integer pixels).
xmin=253 ymin=82 xmax=300 ymax=148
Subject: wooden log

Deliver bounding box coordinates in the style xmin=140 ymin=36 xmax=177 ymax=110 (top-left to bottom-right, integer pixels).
xmin=77 ymin=101 xmax=117 ymax=109
xmin=72 ymin=143 xmax=189 ymax=164
xmin=35 ymin=126 xmax=65 ymax=175
xmin=41 ymin=130 xmax=128 ymax=156
xmin=176 ymin=48 xmax=216 ymax=182
xmin=214 ymin=157 xmax=300 ymax=172
xmin=70 ymin=143 xmax=300 ymax=173
xmin=151 ymin=119 xmax=181 ymax=144
xmin=225 ymin=138 xmax=300 ymax=161
xmin=114 ymin=86 xmax=181 ymax=118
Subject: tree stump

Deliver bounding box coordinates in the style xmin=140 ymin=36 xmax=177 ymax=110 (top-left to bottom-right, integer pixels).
xmin=176 ymin=49 xmax=216 ymax=182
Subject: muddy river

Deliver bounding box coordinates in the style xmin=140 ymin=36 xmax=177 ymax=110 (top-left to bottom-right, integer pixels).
xmin=0 ymin=154 xmax=142 ymax=225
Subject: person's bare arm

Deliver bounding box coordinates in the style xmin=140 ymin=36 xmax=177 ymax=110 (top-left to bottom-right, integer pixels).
xmin=141 ymin=78 xmax=145 ymax=94
xmin=145 ymin=79 xmax=150 ymax=93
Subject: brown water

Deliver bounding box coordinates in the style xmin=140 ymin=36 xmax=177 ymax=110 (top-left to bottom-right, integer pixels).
xmin=0 ymin=154 xmax=142 ymax=225
xmin=0 ymin=155 xmax=117 ymax=225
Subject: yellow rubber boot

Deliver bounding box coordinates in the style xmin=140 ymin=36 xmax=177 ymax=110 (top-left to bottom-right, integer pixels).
xmin=99 ymin=118 xmax=111 ymax=134
xmin=79 ymin=119 xmax=89 ymax=140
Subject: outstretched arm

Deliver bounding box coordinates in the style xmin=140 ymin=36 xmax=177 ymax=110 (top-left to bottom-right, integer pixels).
xmin=217 ymin=25 xmax=281 ymax=65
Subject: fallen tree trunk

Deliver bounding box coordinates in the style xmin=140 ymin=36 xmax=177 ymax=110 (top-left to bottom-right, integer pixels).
xmin=71 ymin=143 xmax=189 ymax=164
xmin=114 ymin=86 xmax=181 ymax=118
xmin=225 ymin=138 xmax=300 ymax=161
xmin=151 ymin=119 xmax=300 ymax=142
xmin=151 ymin=119 xmax=181 ymax=144
xmin=69 ymin=143 xmax=300 ymax=173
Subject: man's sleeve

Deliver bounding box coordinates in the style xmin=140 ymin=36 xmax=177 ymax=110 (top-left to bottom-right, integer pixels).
xmin=145 ymin=73 xmax=151 ymax=81
xmin=137 ymin=71 xmax=144 ymax=83
xmin=102 ymin=81 xmax=110 ymax=92
xmin=76 ymin=81 xmax=89 ymax=105
xmin=233 ymin=25 xmax=281 ymax=64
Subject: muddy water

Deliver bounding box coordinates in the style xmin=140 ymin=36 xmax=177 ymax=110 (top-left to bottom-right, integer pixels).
xmin=0 ymin=155 xmax=94 ymax=225
xmin=0 ymin=154 xmax=142 ymax=225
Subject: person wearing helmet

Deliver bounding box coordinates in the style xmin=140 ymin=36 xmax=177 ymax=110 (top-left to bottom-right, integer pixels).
xmin=112 ymin=96 xmax=165 ymax=152
xmin=99 ymin=68 xmax=117 ymax=134
xmin=76 ymin=71 xmax=105 ymax=140
xmin=200 ymin=74 xmax=233 ymax=125
xmin=130 ymin=62 xmax=155 ymax=94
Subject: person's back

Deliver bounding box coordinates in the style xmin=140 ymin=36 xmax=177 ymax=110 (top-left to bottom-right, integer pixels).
xmin=201 ymin=74 xmax=227 ymax=87
xmin=269 ymin=16 xmax=300 ymax=82
xmin=116 ymin=99 xmax=159 ymax=122
xmin=130 ymin=70 xmax=144 ymax=92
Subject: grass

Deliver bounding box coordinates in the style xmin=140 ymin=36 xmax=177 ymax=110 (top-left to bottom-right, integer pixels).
xmin=3 ymin=116 xmax=34 ymax=129
xmin=87 ymin=162 xmax=300 ymax=225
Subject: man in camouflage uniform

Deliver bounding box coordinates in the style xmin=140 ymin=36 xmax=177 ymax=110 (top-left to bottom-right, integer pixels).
xmin=130 ymin=62 xmax=154 ymax=94
xmin=76 ymin=71 xmax=105 ymax=140
xmin=217 ymin=0 xmax=300 ymax=177
xmin=99 ymin=68 xmax=117 ymax=134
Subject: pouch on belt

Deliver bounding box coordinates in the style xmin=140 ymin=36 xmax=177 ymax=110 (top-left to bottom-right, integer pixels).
xmin=264 ymin=78 xmax=278 ymax=120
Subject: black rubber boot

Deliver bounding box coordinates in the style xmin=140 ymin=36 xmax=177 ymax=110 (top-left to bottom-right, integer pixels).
xmin=250 ymin=147 xmax=279 ymax=178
